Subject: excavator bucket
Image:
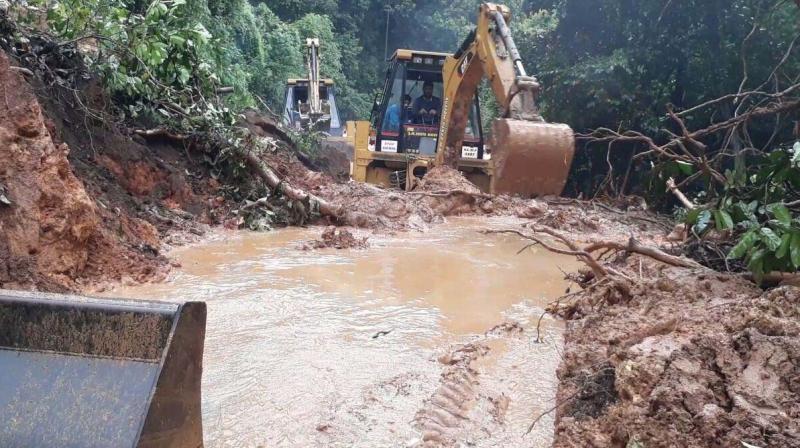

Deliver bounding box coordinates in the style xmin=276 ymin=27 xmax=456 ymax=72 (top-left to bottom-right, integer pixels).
xmin=0 ymin=290 xmax=206 ymax=448
xmin=490 ymin=118 xmax=575 ymax=197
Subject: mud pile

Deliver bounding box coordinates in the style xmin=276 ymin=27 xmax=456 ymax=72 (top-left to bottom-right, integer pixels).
xmin=316 ymin=181 xmax=441 ymax=230
xmin=416 ymin=166 xmax=481 ymax=194
xmin=301 ymin=226 xmax=369 ymax=250
xmin=316 ymin=136 xmax=352 ymax=180
xmin=553 ymin=265 xmax=800 ymax=447
xmin=0 ymin=36 xmax=251 ymax=291
xmin=243 ymin=109 xmax=349 ymax=183
xmin=0 ymin=53 xmax=167 ymax=291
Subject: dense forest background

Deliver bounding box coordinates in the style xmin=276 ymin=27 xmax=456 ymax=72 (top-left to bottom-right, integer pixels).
xmin=38 ymin=0 xmax=799 ymax=124
xmin=17 ymin=0 xmax=800 ymax=274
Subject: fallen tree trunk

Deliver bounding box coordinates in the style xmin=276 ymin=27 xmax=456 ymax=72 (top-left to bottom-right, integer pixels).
xmin=134 ymin=127 xmax=345 ymax=220
xmin=239 ymin=150 xmax=343 ymax=218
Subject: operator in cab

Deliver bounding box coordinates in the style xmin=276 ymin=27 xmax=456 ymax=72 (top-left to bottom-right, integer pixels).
xmin=383 ymin=94 xmax=412 ymax=131
xmin=413 ymin=81 xmax=441 ymax=125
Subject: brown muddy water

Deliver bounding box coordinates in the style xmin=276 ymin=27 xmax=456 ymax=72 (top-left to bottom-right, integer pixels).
xmin=109 ymin=217 xmax=580 ymax=447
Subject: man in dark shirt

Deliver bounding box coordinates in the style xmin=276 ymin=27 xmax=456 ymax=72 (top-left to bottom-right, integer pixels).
xmin=413 ymin=81 xmax=441 ymax=125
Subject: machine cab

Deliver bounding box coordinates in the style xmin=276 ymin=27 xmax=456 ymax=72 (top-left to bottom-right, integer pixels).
xmin=284 ymin=78 xmax=343 ymax=136
xmin=370 ymin=50 xmax=485 ymax=159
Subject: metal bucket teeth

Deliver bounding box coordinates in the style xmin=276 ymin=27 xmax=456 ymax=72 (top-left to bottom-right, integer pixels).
xmin=490 ymin=119 xmax=575 ymax=197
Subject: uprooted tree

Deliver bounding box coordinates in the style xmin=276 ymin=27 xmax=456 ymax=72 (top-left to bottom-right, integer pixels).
xmin=577 ymin=2 xmax=800 ymax=279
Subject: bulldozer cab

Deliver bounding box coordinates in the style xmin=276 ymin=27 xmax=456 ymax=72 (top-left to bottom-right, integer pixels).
xmin=283 ymin=78 xmax=343 ymax=135
xmin=370 ymin=50 xmax=485 ymax=161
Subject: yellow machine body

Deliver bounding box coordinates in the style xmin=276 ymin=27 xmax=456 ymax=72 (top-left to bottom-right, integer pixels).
xmin=348 ymin=2 xmax=574 ymax=196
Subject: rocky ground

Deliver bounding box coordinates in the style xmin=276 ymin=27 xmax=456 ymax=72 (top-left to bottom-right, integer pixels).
xmin=0 ymin=49 xmax=240 ymax=291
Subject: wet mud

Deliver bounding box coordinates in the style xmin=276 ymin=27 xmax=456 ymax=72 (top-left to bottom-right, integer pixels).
xmin=552 ymin=262 xmax=800 ymax=448
xmin=109 ymin=217 xmax=581 ymax=447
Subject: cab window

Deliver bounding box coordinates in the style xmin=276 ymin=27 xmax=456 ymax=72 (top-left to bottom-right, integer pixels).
xmin=381 ymin=66 xmax=406 ymax=132
xmin=404 ymin=71 xmax=443 ymax=127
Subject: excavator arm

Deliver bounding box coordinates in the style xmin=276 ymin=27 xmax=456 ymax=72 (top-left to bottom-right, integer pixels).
xmin=306 ymin=38 xmax=322 ymax=115
xmin=436 ymin=2 xmax=575 ymax=197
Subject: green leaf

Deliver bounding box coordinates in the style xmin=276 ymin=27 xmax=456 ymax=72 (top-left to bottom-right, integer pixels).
xmin=169 ymin=34 xmax=185 ymax=46
xmin=791 ymin=232 xmax=800 ymax=268
xmin=714 ymin=209 xmax=734 ymax=230
xmin=766 ymin=203 xmax=791 ymax=226
xmin=685 ymin=208 xmax=701 ymax=225
xmin=759 ymin=227 xmax=781 ymax=251
xmin=732 ymin=201 xmax=758 ymax=224
xmin=676 ymin=161 xmax=694 ymax=176
xmin=693 ymin=210 xmax=712 ymax=234
xmin=193 ymin=23 xmax=212 ymax=43
xmin=747 ymin=249 xmax=766 ymax=279
xmin=776 ymin=233 xmax=791 ymax=259
xmin=728 ymin=230 xmax=758 ymax=260
xmin=177 ymin=67 xmax=191 ymax=84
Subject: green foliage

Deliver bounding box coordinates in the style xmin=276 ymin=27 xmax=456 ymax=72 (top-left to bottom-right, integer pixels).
xmin=32 ymin=0 xmax=800 ymax=263
xmin=289 ymin=128 xmax=323 ymax=157
xmin=684 ymin=142 xmax=800 ymax=279
xmin=36 ymin=0 xmax=799 ymax=127
xmin=40 ymin=0 xmax=234 ymax=127
xmin=37 ymin=0 xmax=374 ymax=123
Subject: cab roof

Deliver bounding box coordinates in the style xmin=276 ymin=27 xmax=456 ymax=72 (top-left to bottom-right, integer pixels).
xmin=391 ymin=49 xmax=450 ymax=61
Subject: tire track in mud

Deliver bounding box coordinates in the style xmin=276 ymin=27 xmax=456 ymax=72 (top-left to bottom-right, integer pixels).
xmin=414 ymin=323 xmax=527 ymax=447
xmin=415 ymin=342 xmax=488 ymax=446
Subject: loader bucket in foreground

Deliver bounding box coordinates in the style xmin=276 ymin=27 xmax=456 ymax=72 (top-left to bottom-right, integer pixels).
xmin=490 ymin=118 xmax=575 ymax=197
xmin=0 ymin=290 xmax=206 ymax=448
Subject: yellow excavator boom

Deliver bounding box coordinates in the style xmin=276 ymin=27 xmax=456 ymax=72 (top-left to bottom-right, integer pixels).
xmin=306 ymin=38 xmax=322 ymax=115
xmin=437 ymin=2 xmax=575 ymax=196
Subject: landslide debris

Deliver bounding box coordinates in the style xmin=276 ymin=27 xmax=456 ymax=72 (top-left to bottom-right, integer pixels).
xmin=551 ymin=262 xmax=800 ymax=448
xmin=0 ymin=52 xmax=168 ymax=291
xmin=9 ymin=28 xmax=793 ymax=448
xmin=301 ymin=226 xmax=369 ymax=250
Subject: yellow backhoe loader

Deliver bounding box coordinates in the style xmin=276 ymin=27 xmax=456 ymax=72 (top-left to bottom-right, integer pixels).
xmin=0 ymin=291 xmax=206 ymax=447
xmin=348 ymin=2 xmax=575 ymax=196
xmin=283 ymin=38 xmax=343 ymax=136
xmin=283 ymin=38 xmax=352 ymax=178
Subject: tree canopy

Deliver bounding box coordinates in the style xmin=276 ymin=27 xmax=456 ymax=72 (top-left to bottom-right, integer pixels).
xmin=23 ymin=0 xmax=800 ymax=275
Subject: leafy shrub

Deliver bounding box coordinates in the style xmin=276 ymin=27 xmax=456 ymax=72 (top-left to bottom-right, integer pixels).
xmin=685 ymin=142 xmax=800 ymax=278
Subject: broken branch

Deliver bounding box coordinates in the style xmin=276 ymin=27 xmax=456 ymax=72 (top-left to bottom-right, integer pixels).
xmin=583 ymin=237 xmax=703 ymax=269
xmin=666 ymin=177 xmax=695 ymax=209
xmin=489 ymin=226 xmax=703 ymax=279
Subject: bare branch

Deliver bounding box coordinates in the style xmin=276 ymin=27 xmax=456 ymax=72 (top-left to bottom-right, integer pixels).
xmin=666 ymin=177 xmax=695 ymax=209
xmin=485 ymin=228 xmax=610 ymax=277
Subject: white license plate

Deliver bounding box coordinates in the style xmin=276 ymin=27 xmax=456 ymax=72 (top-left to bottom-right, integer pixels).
xmin=461 ymin=146 xmax=478 ymax=159
xmin=381 ymin=140 xmax=398 ymax=153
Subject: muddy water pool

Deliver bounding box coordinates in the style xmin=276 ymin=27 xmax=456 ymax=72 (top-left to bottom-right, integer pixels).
xmin=109 ymin=217 xmax=580 ymax=447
